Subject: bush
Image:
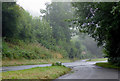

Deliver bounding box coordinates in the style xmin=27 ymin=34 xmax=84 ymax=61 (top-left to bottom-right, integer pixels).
xmin=108 ymin=57 xmax=120 ymax=66
xmin=52 ymin=62 xmax=62 ymax=66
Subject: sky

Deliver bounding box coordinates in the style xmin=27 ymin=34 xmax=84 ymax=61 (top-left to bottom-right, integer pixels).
xmin=16 ymin=0 xmax=51 ymax=17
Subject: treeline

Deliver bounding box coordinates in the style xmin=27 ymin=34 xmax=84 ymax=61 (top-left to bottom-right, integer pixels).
xmin=73 ymin=34 xmax=103 ymax=57
xmin=2 ymin=2 xmax=100 ymax=60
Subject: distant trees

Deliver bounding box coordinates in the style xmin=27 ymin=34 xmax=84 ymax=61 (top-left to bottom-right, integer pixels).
xmin=72 ymin=2 xmax=120 ymax=65
xmin=77 ymin=34 xmax=103 ymax=57
xmin=41 ymin=2 xmax=73 ymax=43
xmin=40 ymin=2 xmax=78 ymax=57
xmin=40 ymin=2 xmax=95 ymax=59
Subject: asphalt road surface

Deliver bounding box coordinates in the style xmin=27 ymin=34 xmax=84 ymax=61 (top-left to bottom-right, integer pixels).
xmin=58 ymin=60 xmax=119 ymax=79
xmin=1 ymin=59 xmax=119 ymax=80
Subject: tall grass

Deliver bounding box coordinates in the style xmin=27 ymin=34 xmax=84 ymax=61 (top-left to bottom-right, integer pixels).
xmin=2 ymin=40 xmax=64 ymax=60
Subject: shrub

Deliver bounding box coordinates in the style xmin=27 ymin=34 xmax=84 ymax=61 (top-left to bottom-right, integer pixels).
xmin=52 ymin=62 xmax=62 ymax=66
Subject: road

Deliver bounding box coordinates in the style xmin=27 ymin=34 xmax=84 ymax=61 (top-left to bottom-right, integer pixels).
xmin=58 ymin=60 xmax=119 ymax=79
xmin=1 ymin=59 xmax=119 ymax=80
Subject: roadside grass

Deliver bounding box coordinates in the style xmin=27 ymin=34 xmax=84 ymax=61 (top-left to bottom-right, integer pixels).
xmin=2 ymin=66 xmax=71 ymax=79
xmin=2 ymin=58 xmax=73 ymax=66
xmin=86 ymin=58 xmax=108 ymax=62
xmin=95 ymin=62 xmax=120 ymax=70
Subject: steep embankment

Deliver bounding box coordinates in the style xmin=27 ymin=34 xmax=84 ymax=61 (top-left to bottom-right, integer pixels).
xmin=2 ymin=41 xmax=72 ymax=66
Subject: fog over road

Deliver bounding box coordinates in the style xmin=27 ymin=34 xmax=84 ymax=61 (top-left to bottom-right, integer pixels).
xmin=1 ymin=59 xmax=119 ymax=80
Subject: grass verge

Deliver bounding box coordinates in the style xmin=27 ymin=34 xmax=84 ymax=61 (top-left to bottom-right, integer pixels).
xmin=2 ymin=58 xmax=73 ymax=67
xmin=95 ymin=62 xmax=120 ymax=70
xmin=86 ymin=58 xmax=108 ymax=62
xmin=2 ymin=66 xmax=71 ymax=79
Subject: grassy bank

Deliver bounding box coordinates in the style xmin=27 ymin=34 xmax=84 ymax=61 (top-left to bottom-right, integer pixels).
xmin=2 ymin=58 xmax=73 ymax=66
xmin=2 ymin=66 xmax=71 ymax=79
xmin=3 ymin=41 xmax=67 ymax=60
xmin=86 ymin=58 xmax=108 ymax=62
xmin=95 ymin=62 xmax=120 ymax=70
xmin=2 ymin=41 xmax=73 ymax=67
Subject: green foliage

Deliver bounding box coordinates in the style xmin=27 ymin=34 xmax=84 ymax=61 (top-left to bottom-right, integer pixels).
xmin=72 ymin=2 xmax=120 ymax=65
xmin=41 ymin=2 xmax=76 ymax=57
xmin=2 ymin=2 xmax=22 ymax=38
xmin=71 ymin=35 xmax=102 ymax=59
xmin=52 ymin=62 xmax=62 ymax=66
xmin=2 ymin=40 xmax=55 ymax=59
xmin=96 ymin=62 xmax=120 ymax=70
xmin=2 ymin=2 xmax=100 ymax=60
xmin=44 ymin=2 xmax=73 ymax=43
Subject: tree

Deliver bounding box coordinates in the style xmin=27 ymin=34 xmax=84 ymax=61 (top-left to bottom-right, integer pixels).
xmin=72 ymin=2 xmax=120 ymax=65
xmin=41 ymin=2 xmax=74 ymax=43
xmin=2 ymin=2 xmax=22 ymax=39
xmin=69 ymin=48 xmax=74 ymax=59
xmin=41 ymin=2 xmax=77 ymax=57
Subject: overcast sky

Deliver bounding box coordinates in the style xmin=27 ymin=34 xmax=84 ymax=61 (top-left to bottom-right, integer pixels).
xmin=17 ymin=0 xmax=51 ymax=17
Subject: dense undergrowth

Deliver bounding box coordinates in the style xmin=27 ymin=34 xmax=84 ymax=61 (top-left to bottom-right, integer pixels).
xmin=2 ymin=40 xmax=65 ymax=60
